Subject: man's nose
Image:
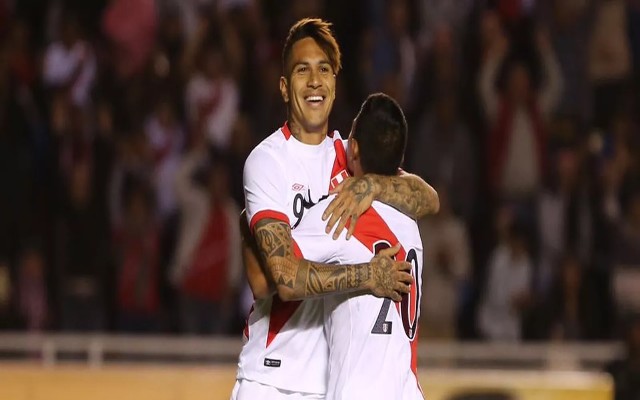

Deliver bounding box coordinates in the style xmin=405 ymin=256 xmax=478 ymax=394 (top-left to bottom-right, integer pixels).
xmin=307 ymin=68 xmax=321 ymax=88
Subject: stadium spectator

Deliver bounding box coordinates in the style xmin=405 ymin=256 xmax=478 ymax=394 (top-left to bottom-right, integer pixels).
xmin=0 ymin=51 xmax=37 ymax=271
xmin=101 ymin=0 xmax=157 ymax=80
xmin=360 ymin=0 xmax=416 ymax=107
xmin=144 ymin=96 xmax=185 ymax=222
xmin=479 ymin=25 xmax=563 ymax=201
xmin=536 ymin=147 xmax=595 ymax=293
xmin=478 ymin=217 xmax=533 ymax=341
xmin=185 ymin=41 xmax=239 ymax=151
xmin=16 ymin=244 xmax=48 ymax=332
xmin=543 ymin=254 xmax=597 ymax=341
xmin=170 ymin=143 xmax=241 ymax=335
xmin=613 ymin=186 xmax=640 ymax=267
xmin=606 ymin=313 xmax=640 ymax=400
xmin=542 ymin=0 xmax=592 ymax=124
xmin=410 ymin=93 xmax=476 ymax=222
xmin=419 ymin=187 xmax=472 ymax=339
xmin=42 ymin=13 xmax=96 ymax=109
xmin=588 ymin=0 xmax=632 ymax=130
xmin=55 ymin=162 xmax=109 ymax=332
xmin=0 ymin=258 xmax=13 ymax=329
xmin=112 ymin=182 xmax=162 ymax=333
xmin=418 ymin=0 xmax=474 ymax=46
xmin=410 ymin=24 xmax=461 ymax=123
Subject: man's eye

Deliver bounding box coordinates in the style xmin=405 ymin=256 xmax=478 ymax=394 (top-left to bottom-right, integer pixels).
xmin=297 ymin=67 xmax=308 ymax=73
xmin=320 ymin=66 xmax=330 ymax=73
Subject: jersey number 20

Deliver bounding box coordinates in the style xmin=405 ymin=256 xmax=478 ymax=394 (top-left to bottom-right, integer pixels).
xmin=371 ymin=241 xmax=420 ymax=340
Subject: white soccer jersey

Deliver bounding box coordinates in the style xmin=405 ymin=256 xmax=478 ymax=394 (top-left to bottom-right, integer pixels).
xmin=237 ymin=123 xmax=348 ymax=395
xmin=292 ymin=197 xmax=424 ymax=400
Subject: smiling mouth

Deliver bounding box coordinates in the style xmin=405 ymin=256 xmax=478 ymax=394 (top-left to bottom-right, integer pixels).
xmin=305 ymin=95 xmax=325 ymax=104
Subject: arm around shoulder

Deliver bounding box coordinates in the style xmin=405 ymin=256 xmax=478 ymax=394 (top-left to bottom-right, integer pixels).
xmin=370 ymin=171 xmax=440 ymax=219
xmin=253 ymin=218 xmax=411 ymax=302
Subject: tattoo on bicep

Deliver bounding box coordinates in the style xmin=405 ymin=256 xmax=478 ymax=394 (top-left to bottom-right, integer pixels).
xmin=254 ymin=220 xmax=293 ymax=260
xmin=254 ymin=220 xmax=297 ymax=288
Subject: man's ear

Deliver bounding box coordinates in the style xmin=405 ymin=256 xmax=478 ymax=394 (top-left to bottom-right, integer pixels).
xmin=280 ymin=76 xmax=289 ymax=103
xmin=350 ymin=137 xmax=360 ymax=162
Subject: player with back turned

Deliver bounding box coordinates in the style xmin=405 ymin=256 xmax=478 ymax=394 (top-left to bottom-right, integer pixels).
xmin=292 ymin=93 xmax=424 ymax=399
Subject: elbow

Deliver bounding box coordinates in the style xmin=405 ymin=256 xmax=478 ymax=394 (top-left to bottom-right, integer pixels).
xmin=431 ymin=189 xmax=441 ymax=214
xmin=417 ymin=186 xmax=440 ymax=218
xmin=275 ymin=285 xmax=297 ymax=302
xmin=249 ymin=280 xmax=273 ymax=300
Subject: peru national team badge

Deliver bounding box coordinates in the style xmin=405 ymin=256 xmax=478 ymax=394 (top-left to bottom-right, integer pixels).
xmin=330 ymin=170 xmax=350 ymax=191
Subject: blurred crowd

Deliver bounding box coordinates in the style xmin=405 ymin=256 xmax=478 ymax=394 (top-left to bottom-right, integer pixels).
xmin=0 ymin=0 xmax=639 ymax=345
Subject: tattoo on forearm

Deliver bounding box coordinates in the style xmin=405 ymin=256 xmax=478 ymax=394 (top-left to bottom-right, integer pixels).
xmin=271 ymin=258 xmax=297 ymax=289
xmin=254 ymin=220 xmax=296 ymax=289
xmin=298 ymin=261 xmax=370 ymax=297
xmin=373 ymin=174 xmax=437 ymax=218
xmin=254 ymin=219 xmax=375 ymax=299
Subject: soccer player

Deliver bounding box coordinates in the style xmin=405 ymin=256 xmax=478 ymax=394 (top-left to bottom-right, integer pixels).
xmin=292 ymin=93 xmax=424 ymax=399
xmin=233 ymin=18 xmax=437 ymax=400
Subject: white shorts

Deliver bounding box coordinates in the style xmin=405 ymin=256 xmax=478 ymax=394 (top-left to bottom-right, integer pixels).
xmin=231 ymin=379 xmax=325 ymax=400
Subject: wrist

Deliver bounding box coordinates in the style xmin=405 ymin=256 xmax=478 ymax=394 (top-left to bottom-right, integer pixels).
xmin=362 ymin=263 xmax=375 ymax=293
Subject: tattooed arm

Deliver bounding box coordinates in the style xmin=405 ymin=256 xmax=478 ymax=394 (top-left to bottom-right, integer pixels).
xmin=323 ymin=172 xmax=439 ymax=239
xmin=239 ymin=210 xmax=275 ymax=299
xmin=380 ymin=171 xmax=440 ymax=217
xmin=254 ymin=218 xmax=412 ymax=302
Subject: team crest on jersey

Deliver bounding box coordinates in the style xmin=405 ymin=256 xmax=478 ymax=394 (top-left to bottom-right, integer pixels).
xmin=330 ymin=169 xmax=349 ymax=191
xmin=291 ymin=183 xmax=305 ymax=192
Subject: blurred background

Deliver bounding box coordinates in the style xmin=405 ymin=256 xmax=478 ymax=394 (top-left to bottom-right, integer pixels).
xmin=0 ymin=0 xmax=639 ymax=399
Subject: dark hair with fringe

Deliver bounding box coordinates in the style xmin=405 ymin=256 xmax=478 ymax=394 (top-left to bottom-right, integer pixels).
xmin=352 ymin=93 xmax=407 ymax=176
xmin=282 ymin=18 xmax=342 ymax=77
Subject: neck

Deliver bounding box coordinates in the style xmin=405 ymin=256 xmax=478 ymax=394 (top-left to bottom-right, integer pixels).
xmin=288 ymin=119 xmax=327 ymax=145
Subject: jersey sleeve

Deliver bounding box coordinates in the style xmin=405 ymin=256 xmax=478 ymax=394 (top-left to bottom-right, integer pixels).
xmin=243 ymin=147 xmax=289 ymax=231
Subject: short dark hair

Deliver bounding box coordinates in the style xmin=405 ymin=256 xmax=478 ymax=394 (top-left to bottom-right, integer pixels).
xmin=352 ymin=93 xmax=407 ymax=176
xmin=282 ymin=18 xmax=342 ymax=76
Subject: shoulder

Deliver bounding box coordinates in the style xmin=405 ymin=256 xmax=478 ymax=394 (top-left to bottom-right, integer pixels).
xmin=45 ymin=42 xmax=64 ymax=57
xmin=245 ymin=129 xmax=288 ymax=169
xmin=370 ymin=202 xmax=418 ymax=229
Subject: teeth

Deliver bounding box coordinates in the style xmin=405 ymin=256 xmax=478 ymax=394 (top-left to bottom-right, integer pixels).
xmin=306 ymin=96 xmax=323 ymax=102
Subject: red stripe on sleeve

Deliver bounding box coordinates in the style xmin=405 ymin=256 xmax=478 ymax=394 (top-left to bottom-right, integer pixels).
xmin=250 ymin=210 xmax=290 ymax=232
xmin=266 ymin=239 xmax=304 ymax=347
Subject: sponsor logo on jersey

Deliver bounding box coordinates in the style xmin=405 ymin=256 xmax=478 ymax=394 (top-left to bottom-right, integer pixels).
xmin=291 ymin=183 xmax=305 ymax=192
xmin=292 ymin=189 xmax=329 ymax=229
